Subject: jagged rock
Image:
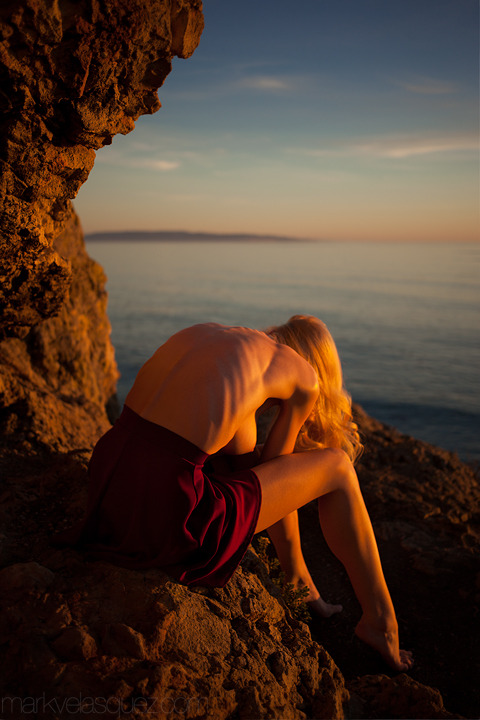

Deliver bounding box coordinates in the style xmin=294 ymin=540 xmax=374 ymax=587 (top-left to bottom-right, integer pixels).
xmin=0 ymin=550 xmax=351 ymax=719
xmin=51 ymin=625 xmax=98 ymax=661
xmin=0 ymin=560 xmax=54 ymax=593
xmin=0 ymin=206 xmax=118 ymax=454
xmin=348 ymin=673 xmax=458 ymax=719
xmin=0 ymin=0 xmax=203 ymax=456
xmin=1 ymin=528 xmax=466 ymax=718
xmin=101 ymin=623 xmax=147 ymax=660
xmin=0 ymin=0 xmax=204 ymax=336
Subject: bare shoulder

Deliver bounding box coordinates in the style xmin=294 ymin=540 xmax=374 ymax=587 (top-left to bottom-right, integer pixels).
xmin=265 ymin=341 xmax=319 ymax=400
xmin=270 ymin=340 xmax=317 ymax=377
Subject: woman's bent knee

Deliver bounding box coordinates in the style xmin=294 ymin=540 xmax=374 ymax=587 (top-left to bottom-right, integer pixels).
xmin=317 ymin=447 xmax=358 ymax=494
xmin=289 ymin=446 xmax=358 ymax=499
xmin=253 ymin=446 xmax=358 ymax=531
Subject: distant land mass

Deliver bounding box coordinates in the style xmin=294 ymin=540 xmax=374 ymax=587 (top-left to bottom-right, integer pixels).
xmin=85 ymin=230 xmax=319 ymax=243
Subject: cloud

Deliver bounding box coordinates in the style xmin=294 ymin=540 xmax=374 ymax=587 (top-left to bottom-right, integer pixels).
xmin=398 ymin=76 xmax=457 ymax=95
xmin=372 ymin=137 xmax=477 ymax=159
xmin=295 ymin=133 xmax=478 ymax=160
xmin=95 ymin=153 xmax=180 ymax=171
xmin=139 ymin=159 xmax=180 ymax=171
xmin=238 ymin=75 xmax=292 ymax=91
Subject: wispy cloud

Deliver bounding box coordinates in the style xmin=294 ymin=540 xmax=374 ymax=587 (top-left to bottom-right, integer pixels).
xmin=95 ymin=131 xmax=232 ymax=174
xmin=398 ymin=76 xmax=458 ymax=95
xmin=136 ymin=159 xmax=180 ymax=171
xmin=294 ymin=133 xmax=478 ymax=160
xmin=371 ymin=136 xmax=477 ymax=159
xmin=238 ymin=75 xmax=292 ymax=91
xmin=95 ymin=152 xmax=180 ymax=172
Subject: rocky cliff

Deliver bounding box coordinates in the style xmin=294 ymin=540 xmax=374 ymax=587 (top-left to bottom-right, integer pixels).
xmin=0 ymin=0 xmax=203 ymax=449
xmin=0 ymin=0 xmax=203 ymax=337
xmin=0 ymin=2 xmax=478 ymax=719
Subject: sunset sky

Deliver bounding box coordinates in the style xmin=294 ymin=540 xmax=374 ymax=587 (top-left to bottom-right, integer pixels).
xmin=75 ymin=0 xmax=479 ymax=242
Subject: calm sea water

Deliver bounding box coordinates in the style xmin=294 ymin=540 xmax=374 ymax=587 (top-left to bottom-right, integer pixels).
xmin=86 ymin=240 xmax=480 ymax=463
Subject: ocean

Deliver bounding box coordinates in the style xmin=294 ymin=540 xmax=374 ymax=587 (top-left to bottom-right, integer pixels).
xmin=85 ymin=240 xmax=480 ymax=463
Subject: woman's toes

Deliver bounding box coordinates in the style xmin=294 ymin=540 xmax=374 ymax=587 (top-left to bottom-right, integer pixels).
xmin=307 ymin=598 xmax=343 ymax=618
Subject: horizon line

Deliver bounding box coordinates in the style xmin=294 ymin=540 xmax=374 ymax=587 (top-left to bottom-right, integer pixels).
xmin=84 ymin=229 xmax=319 ymax=243
xmin=84 ymin=230 xmax=479 ymax=244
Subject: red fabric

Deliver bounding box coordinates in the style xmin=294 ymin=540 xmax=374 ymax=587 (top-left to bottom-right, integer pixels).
xmin=52 ymin=405 xmax=262 ymax=587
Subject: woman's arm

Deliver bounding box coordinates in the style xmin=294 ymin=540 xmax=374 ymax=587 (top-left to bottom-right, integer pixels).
xmin=259 ymin=389 xmax=317 ymax=463
xmin=259 ymin=346 xmax=319 ymax=463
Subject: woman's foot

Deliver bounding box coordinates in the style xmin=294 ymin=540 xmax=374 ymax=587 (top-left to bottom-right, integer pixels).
xmin=307 ymin=596 xmax=344 ymax=618
xmin=287 ymin=568 xmax=343 ymax=618
xmin=355 ymin=615 xmax=414 ymax=672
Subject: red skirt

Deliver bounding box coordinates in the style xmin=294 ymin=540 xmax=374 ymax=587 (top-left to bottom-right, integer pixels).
xmin=52 ymin=405 xmax=262 ymax=587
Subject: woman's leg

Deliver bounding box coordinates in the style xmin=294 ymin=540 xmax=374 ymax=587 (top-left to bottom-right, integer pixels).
xmin=253 ymin=448 xmax=413 ymax=671
xmin=266 ymin=510 xmax=343 ymax=617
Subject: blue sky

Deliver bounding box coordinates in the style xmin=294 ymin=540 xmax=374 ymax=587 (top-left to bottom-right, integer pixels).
xmin=75 ymin=0 xmax=479 ymax=241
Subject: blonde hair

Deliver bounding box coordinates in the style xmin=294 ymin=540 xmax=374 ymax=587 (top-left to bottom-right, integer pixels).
xmin=265 ymin=315 xmax=363 ymax=463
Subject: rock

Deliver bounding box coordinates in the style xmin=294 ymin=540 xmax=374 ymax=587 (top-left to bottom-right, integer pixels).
xmin=51 ymin=625 xmax=98 ymax=661
xmin=1 ymin=543 xmax=463 ymax=718
xmin=0 ymin=0 xmax=204 ymax=337
xmin=0 ymin=207 xmax=118 ymax=455
xmin=348 ymin=673 xmax=458 ymax=719
xmin=0 ymin=553 xmax=352 ymax=718
xmin=0 ymin=561 xmax=55 ymax=593
xmin=43 ymin=603 xmax=74 ymax=637
xmin=101 ymin=622 xmax=147 ymax=660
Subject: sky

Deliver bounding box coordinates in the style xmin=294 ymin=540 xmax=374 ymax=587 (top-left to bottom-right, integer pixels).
xmin=74 ymin=0 xmax=479 ymax=242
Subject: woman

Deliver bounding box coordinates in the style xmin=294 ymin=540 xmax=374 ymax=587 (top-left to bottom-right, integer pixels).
xmin=54 ymin=315 xmax=413 ymax=672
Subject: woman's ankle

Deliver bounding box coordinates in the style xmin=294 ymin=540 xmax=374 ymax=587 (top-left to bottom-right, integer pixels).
xmin=358 ymin=609 xmax=398 ymax=634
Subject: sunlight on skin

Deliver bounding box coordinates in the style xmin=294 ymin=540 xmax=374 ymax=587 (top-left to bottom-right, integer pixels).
xmin=356 ymin=619 xmax=414 ymax=672
xmin=291 ymin=563 xmax=414 ymax=669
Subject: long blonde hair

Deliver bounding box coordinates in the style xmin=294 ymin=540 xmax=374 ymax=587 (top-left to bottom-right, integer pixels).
xmin=266 ymin=315 xmax=363 ymax=463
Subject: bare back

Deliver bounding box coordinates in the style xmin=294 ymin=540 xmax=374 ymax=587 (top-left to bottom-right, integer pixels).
xmin=125 ymin=323 xmax=317 ymax=455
